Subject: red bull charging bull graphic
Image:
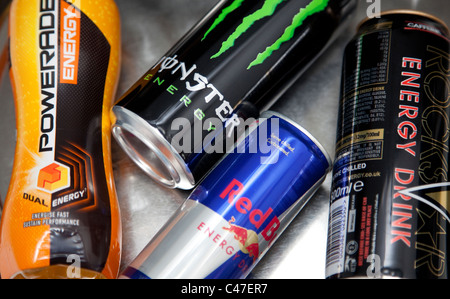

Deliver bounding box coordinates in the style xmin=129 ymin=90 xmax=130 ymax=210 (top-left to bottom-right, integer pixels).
xmin=223 ymin=216 xmax=260 ymax=263
xmin=119 ymin=111 xmax=331 ymax=279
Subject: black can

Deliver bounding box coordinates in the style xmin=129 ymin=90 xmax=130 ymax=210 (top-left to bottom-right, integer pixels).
xmin=111 ymin=0 xmax=356 ymax=190
xmin=326 ymin=10 xmax=450 ymax=279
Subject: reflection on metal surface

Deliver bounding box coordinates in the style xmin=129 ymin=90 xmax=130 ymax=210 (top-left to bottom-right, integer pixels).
xmin=0 ymin=0 xmax=449 ymax=279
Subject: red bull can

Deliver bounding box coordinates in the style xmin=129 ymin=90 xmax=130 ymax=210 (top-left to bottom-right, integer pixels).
xmin=119 ymin=111 xmax=331 ymax=279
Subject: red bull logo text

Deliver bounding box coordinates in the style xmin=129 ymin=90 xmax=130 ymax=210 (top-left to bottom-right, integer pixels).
xmin=220 ymin=178 xmax=281 ymax=247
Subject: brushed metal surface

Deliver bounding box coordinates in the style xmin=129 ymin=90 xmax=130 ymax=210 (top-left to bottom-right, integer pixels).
xmin=0 ymin=0 xmax=448 ymax=279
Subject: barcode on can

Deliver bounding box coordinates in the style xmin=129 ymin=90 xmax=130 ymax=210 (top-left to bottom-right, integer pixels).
xmin=326 ymin=197 xmax=349 ymax=277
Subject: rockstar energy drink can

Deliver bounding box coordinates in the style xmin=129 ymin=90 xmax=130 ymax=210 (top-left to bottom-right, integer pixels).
xmin=119 ymin=111 xmax=331 ymax=279
xmin=0 ymin=0 xmax=122 ymax=279
xmin=111 ymin=0 xmax=356 ymax=190
xmin=326 ymin=10 xmax=450 ymax=279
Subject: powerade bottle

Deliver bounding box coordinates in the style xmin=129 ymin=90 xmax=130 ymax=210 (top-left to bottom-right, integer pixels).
xmin=0 ymin=0 xmax=122 ymax=279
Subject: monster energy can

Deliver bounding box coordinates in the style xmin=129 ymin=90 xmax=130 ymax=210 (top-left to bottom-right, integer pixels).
xmin=111 ymin=0 xmax=357 ymax=190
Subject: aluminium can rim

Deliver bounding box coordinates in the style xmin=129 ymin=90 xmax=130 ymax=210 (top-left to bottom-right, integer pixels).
xmin=357 ymin=9 xmax=449 ymax=37
xmin=261 ymin=110 xmax=332 ymax=172
xmin=111 ymin=106 xmax=196 ymax=190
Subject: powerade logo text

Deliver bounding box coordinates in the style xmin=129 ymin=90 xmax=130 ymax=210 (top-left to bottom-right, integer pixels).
xmin=39 ymin=0 xmax=80 ymax=153
xmin=204 ymin=0 xmax=330 ymax=69
xmin=39 ymin=0 xmax=58 ymax=153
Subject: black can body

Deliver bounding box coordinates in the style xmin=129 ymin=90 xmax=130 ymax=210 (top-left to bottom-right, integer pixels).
xmin=326 ymin=11 xmax=450 ymax=279
xmin=112 ymin=0 xmax=356 ymax=190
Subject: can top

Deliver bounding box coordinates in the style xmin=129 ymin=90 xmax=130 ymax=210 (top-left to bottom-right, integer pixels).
xmin=357 ymin=9 xmax=449 ymax=37
xmin=261 ymin=110 xmax=332 ymax=171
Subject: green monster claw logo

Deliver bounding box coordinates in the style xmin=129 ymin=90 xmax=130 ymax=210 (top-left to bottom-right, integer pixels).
xmin=203 ymin=0 xmax=330 ymax=70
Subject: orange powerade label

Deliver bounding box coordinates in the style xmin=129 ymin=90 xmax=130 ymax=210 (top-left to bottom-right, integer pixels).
xmin=0 ymin=0 xmax=122 ymax=279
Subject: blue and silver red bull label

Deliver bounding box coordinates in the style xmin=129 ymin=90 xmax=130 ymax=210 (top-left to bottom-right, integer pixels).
xmin=119 ymin=111 xmax=332 ymax=279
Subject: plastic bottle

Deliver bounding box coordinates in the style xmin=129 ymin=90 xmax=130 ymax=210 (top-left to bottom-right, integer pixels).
xmin=0 ymin=0 xmax=122 ymax=279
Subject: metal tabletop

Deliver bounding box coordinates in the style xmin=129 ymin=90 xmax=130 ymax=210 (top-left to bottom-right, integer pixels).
xmin=0 ymin=0 xmax=449 ymax=279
